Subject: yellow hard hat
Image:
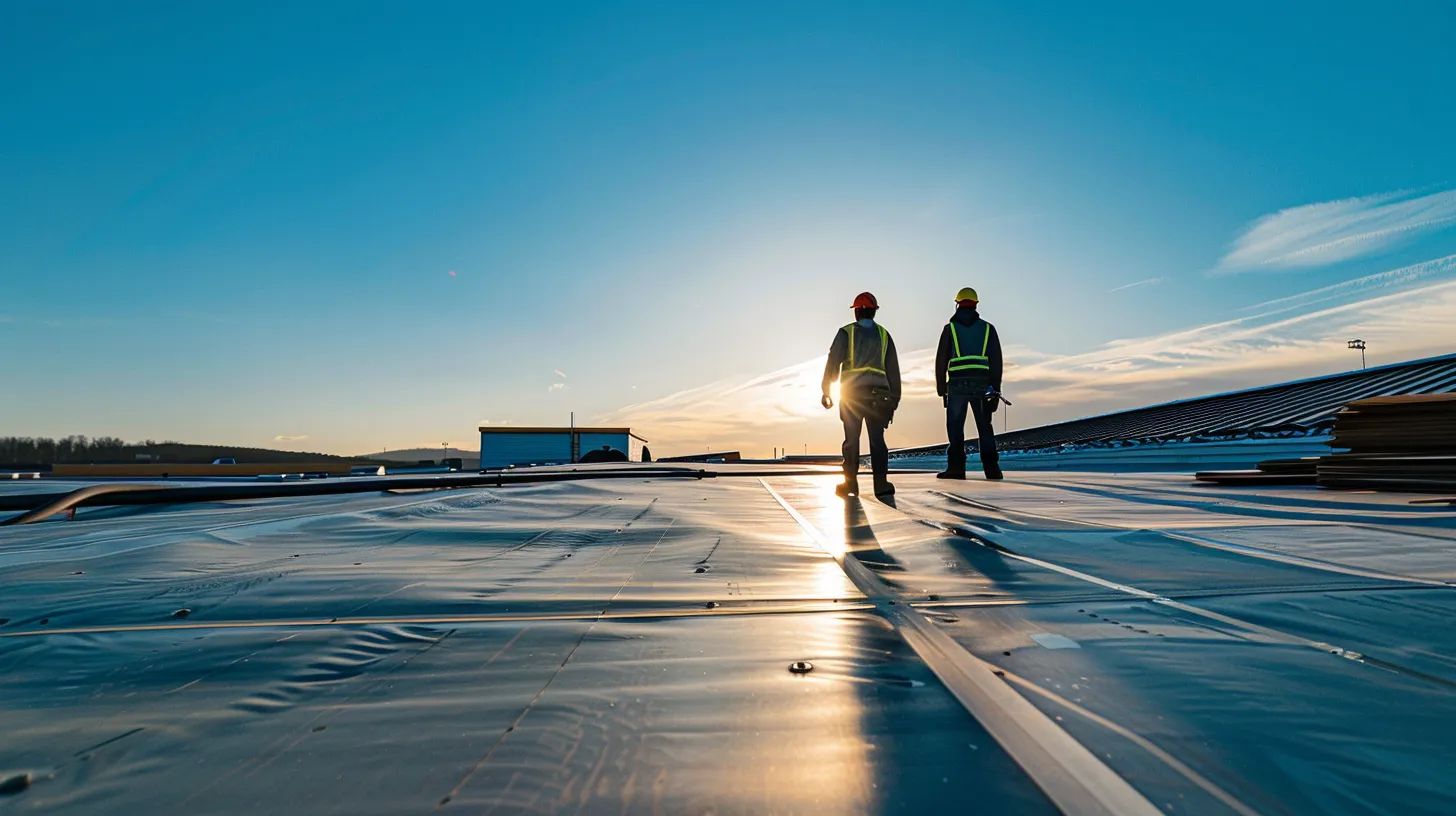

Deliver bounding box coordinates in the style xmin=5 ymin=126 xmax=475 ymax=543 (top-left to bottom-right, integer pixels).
xmin=955 ymin=287 xmax=979 ymax=303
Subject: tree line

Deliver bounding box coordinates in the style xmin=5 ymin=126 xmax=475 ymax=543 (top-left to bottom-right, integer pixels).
xmin=0 ymin=436 xmax=152 ymax=467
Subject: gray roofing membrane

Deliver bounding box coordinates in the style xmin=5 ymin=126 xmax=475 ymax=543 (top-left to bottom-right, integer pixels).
xmin=2 ymin=469 xmax=1455 ymax=813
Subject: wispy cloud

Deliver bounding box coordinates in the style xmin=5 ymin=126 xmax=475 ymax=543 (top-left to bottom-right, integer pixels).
xmin=273 ymin=434 xmax=309 ymax=442
xmin=553 ymin=369 xmax=567 ymax=378
xmin=548 ymin=383 xmax=566 ymax=392
xmin=1236 ymin=254 xmax=1456 ymax=316
xmin=1108 ymin=277 xmax=1165 ymax=293
xmin=1218 ymin=188 xmax=1456 ymax=272
xmin=604 ymin=257 xmax=1456 ymax=453
xmin=1006 ymin=282 xmax=1456 ymax=410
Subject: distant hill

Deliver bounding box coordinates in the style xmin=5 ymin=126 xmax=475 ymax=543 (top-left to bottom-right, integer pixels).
xmin=1 ymin=436 xmax=372 ymax=469
xmin=358 ymin=448 xmax=482 ymax=469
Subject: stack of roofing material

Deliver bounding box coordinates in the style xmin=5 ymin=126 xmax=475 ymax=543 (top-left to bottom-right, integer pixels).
xmin=1249 ymin=457 xmax=1321 ymax=476
xmin=1316 ymin=394 xmax=1456 ymax=491
xmin=1326 ymin=393 xmax=1456 ymax=451
xmin=1197 ymin=395 xmax=1456 ymax=490
xmin=1193 ymin=457 xmax=1319 ymax=486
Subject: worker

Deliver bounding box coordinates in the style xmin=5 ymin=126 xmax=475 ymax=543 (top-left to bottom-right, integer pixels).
xmin=821 ymin=292 xmax=902 ymax=497
xmin=934 ymin=287 xmax=1004 ymax=480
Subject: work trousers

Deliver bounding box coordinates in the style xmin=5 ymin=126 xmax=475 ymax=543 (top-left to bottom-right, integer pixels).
xmin=840 ymin=401 xmax=889 ymax=481
xmin=946 ymin=393 xmax=999 ymax=474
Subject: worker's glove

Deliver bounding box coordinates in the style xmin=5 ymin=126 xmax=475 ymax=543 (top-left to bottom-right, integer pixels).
xmin=940 ymin=394 xmax=948 ymax=408
xmin=821 ymin=394 xmax=834 ymax=410
xmin=984 ymin=387 xmax=1000 ymax=414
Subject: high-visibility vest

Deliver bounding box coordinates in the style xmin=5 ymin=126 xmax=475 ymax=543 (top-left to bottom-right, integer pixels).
xmin=840 ymin=323 xmax=889 ymax=380
xmin=947 ymin=320 xmax=992 ymax=383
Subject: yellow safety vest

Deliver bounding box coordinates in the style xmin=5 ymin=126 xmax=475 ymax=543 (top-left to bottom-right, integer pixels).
xmin=947 ymin=320 xmax=992 ymax=381
xmin=841 ymin=323 xmax=889 ymax=379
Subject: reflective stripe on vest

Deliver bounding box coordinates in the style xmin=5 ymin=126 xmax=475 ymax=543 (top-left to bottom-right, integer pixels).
xmin=841 ymin=323 xmax=889 ymax=377
xmin=947 ymin=320 xmax=991 ymax=377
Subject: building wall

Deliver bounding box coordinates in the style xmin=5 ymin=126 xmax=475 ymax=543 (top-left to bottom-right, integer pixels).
xmin=479 ymin=432 xmax=572 ymax=469
xmin=480 ymin=431 xmax=644 ymax=468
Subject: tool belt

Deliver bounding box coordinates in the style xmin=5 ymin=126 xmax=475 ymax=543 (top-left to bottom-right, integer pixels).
xmin=946 ymin=375 xmax=991 ymax=396
xmin=865 ymin=386 xmax=898 ymax=424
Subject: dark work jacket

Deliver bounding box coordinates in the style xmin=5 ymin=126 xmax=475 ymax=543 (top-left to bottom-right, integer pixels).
xmin=934 ymin=307 xmax=1002 ymax=397
xmin=822 ymin=321 xmax=902 ymax=401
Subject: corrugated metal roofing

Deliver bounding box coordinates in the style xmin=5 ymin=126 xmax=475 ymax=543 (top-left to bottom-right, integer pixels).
xmin=896 ymin=352 xmax=1456 ymax=457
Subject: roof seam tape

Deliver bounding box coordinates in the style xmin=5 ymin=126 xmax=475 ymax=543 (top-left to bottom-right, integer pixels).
xmin=918 ymin=494 xmax=1456 ymax=688
xmin=996 ymin=668 xmax=1263 ymax=816
xmin=0 ymin=602 xmax=880 ymax=639
xmin=758 ymin=479 xmax=1161 ymax=816
xmin=929 ymin=489 xmax=1446 ymax=588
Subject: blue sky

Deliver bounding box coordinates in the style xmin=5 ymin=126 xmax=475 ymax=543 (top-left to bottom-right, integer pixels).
xmin=3 ymin=1 xmax=1455 ymax=456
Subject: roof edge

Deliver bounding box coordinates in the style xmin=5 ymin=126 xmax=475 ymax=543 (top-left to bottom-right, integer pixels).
xmin=479 ymin=426 xmax=648 ymax=443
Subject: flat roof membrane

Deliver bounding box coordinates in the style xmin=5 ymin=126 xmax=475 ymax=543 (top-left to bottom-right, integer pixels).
xmin=2 ymin=470 xmax=1455 ymax=813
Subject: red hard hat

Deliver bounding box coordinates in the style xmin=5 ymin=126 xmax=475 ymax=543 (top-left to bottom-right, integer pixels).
xmin=851 ymin=292 xmax=879 ymax=309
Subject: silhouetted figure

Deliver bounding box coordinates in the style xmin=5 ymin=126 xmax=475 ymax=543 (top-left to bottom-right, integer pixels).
xmin=821 ymin=292 xmax=902 ymax=497
xmin=935 ymin=287 xmax=1004 ymax=480
xmin=580 ymin=446 xmax=628 ymax=463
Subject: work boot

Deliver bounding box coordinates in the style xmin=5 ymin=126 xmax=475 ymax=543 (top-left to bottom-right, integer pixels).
xmin=873 ymin=478 xmax=895 ymax=496
xmin=984 ymin=465 xmax=1004 ymax=480
xmin=936 ymin=469 xmax=966 ymax=480
xmin=835 ymin=478 xmax=859 ymax=498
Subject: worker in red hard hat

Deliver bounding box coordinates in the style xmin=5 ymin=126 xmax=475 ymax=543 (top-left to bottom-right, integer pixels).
xmin=821 ymin=291 xmax=902 ymax=498
xmin=934 ymin=287 xmax=1004 ymax=480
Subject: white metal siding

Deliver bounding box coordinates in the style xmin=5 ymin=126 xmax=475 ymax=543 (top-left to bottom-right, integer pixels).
xmin=480 ymin=433 xmax=572 ymax=469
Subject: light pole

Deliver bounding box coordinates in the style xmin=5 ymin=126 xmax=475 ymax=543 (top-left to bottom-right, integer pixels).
xmin=1347 ymin=339 xmax=1367 ymax=370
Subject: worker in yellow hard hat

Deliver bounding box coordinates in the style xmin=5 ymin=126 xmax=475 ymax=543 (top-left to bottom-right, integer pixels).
xmin=821 ymin=291 xmax=902 ymax=498
xmin=934 ymin=287 xmax=1004 ymax=480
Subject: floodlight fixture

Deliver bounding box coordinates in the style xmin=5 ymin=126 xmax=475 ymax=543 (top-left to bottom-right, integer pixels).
xmin=1347 ymin=339 xmax=1367 ymax=369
